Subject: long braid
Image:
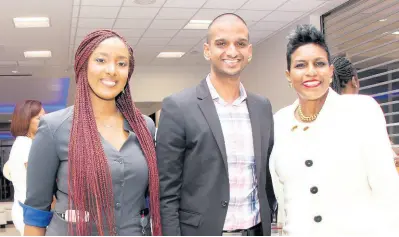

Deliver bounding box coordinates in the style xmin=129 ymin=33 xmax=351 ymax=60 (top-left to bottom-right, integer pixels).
xmin=69 ymin=29 xmax=162 ymax=236
xmin=331 ymin=56 xmax=356 ymax=94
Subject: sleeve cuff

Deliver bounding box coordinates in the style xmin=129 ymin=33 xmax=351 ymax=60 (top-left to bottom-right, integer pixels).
xmin=19 ymin=201 xmax=53 ymax=228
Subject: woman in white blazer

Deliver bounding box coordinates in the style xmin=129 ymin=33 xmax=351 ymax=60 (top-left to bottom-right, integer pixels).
xmin=6 ymin=100 xmax=44 ymax=235
xmin=269 ymin=24 xmax=399 ymax=235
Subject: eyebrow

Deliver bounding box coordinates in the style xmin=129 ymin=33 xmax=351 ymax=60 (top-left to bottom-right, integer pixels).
xmin=214 ymin=38 xmax=249 ymax=42
xmin=294 ymin=57 xmax=327 ymax=62
xmin=95 ymin=52 xmax=128 ymax=60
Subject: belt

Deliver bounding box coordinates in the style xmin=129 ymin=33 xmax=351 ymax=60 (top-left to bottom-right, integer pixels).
xmin=222 ymin=223 xmax=262 ymax=236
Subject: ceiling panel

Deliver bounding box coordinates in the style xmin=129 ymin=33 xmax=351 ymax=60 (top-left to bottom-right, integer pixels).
xmin=80 ymin=0 xmax=123 ymax=6
xmin=156 ymin=8 xmax=197 ymax=20
xmin=203 ymin=0 xmax=248 ymax=10
xmin=123 ymin=0 xmax=167 ymax=7
xmin=137 ymin=37 xmax=171 ymax=46
xmin=113 ymin=18 xmax=152 ymax=28
xmin=192 ymin=9 xmax=235 ymax=20
xmin=78 ymin=18 xmax=114 ymax=28
xmin=79 ymin=6 xmax=120 ymax=18
xmin=234 ymin=10 xmax=271 ymax=22
xmin=261 ymin=11 xmax=305 ymax=22
xmin=168 ymin=37 xmax=202 ymax=46
xmin=241 ymin=0 xmax=288 ymax=11
xmin=112 ymin=28 xmax=146 ymax=38
xmin=278 ymin=0 xmax=325 ymax=12
xmin=149 ymin=19 xmax=187 ymax=29
xmin=76 ymin=28 xmax=101 ymax=37
xmin=126 ymin=38 xmax=140 ymax=46
xmin=143 ymin=29 xmax=179 ymax=37
xmin=250 ymin=30 xmax=274 ymax=38
xmin=118 ymin=7 xmax=160 ymax=19
xmin=250 ymin=21 xmax=287 ymax=31
xmin=175 ymin=29 xmax=207 ymax=38
xmin=163 ymin=0 xmax=207 ymax=8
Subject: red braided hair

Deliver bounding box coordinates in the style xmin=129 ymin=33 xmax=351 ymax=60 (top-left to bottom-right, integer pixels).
xmin=68 ymin=29 xmax=161 ymax=236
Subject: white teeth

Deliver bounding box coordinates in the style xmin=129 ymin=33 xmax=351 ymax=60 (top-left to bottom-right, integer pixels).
xmin=224 ymin=60 xmax=238 ymax=65
xmin=101 ymin=80 xmax=116 ymax=87
xmin=304 ymin=81 xmax=320 ymax=87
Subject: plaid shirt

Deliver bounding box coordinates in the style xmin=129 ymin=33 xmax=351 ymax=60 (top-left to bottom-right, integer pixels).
xmin=206 ymin=75 xmax=260 ymax=231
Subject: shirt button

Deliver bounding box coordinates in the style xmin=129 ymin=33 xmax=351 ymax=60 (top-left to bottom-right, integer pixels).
xmin=119 ymin=160 xmax=123 ymax=164
xmin=116 ymin=202 xmax=121 ymax=209
xmin=310 ymin=186 xmax=318 ymax=194
xmin=121 ymin=180 xmax=124 ymax=187
xmin=314 ymin=215 xmax=322 ymax=223
xmin=305 ymin=160 xmax=313 ymax=167
xmin=221 ymin=201 xmax=228 ymax=207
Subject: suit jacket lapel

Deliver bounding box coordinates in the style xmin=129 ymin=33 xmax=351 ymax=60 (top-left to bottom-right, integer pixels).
xmin=197 ymin=79 xmax=229 ymax=174
xmin=247 ymin=94 xmax=262 ymax=183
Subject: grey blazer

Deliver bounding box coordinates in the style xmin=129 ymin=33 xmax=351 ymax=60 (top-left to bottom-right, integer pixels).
xmin=23 ymin=106 xmax=155 ymax=236
xmin=156 ymin=79 xmax=275 ymax=236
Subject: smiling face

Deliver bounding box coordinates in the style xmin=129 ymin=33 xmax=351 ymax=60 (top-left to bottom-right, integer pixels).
xmin=286 ymin=43 xmax=334 ymax=101
xmin=204 ymin=15 xmax=252 ymax=78
xmin=87 ymin=37 xmax=130 ymax=101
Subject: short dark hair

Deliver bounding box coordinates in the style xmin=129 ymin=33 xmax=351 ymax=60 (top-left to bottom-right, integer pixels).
xmin=10 ymin=100 xmax=42 ymax=137
xmin=331 ymin=56 xmax=357 ymax=94
xmin=207 ymin=13 xmax=248 ymax=43
xmin=286 ymin=24 xmax=331 ymax=71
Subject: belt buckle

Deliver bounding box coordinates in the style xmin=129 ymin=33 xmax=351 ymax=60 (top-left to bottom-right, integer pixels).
xmin=222 ymin=231 xmax=243 ymax=236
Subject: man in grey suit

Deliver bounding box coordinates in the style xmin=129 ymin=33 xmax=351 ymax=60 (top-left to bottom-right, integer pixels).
xmin=156 ymin=13 xmax=275 ymax=236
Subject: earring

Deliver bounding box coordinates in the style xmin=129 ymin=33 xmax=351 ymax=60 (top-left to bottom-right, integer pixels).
xmin=204 ymin=53 xmax=210 ymax=60
xmin=248 ymin=56 xmax=252 ymax=63
xmin=122 ymin=88 xmax=125 ymax=94
xmin=289 ymin=82 xmax=293 ymax=88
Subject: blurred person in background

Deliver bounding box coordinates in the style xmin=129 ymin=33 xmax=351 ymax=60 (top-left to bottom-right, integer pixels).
xmin=3 ymin=100 xmax=45 ymax=235
xmin=331 ymin=56 xmax=359 ymax=95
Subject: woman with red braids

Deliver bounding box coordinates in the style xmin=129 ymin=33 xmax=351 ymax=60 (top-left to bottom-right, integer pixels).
xmin=20 ymin=30 xmax=161 ymax=236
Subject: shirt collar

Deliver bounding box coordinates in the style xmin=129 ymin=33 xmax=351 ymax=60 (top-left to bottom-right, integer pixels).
xmin=206 ymin=74 xmax=247 ymax=105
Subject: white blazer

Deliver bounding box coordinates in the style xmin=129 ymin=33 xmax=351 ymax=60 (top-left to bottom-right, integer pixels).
xmin=8 ymin=136 xmax=32 ymax=234
xmin=270 ymin=89 xmax=399 ymax=235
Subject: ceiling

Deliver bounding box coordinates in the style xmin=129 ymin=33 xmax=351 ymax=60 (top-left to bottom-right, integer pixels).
xmin=0 ymin=0 xmax=342 ymax=124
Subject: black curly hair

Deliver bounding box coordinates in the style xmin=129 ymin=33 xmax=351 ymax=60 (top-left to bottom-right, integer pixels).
xmin=286 ymin=24 xmax=331 ymax=71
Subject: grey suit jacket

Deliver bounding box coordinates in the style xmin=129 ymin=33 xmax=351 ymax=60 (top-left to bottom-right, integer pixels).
xmin=156 ymin=79 xmax=275 ymax=236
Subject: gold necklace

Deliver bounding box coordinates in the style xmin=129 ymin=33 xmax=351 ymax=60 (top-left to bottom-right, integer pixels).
xmin=297 ymin=105 xmax=318 ymax=122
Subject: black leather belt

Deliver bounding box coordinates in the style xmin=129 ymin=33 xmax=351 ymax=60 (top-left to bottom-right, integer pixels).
xmin=222 ymin=223 xmax=262 ymax=236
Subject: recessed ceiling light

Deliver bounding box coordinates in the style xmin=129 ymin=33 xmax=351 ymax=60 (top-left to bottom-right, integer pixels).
xmin=184 ymin=20 xmax=212 ymax=30
xmin=157 ymin=52 xmax=185 ymax=58
xmin=13 ymin=17 xmax=50 ymax=28
xmin=379 ymin=19 xmax=388 ymax=22
xmin=392 ymin=31 xmax=399 ymax=35
xmin=24 ymin=50 xmax=52 ymax=58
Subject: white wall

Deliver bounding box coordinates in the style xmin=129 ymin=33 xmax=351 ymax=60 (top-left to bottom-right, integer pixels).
xmin=241 ymin=17 xmax=310 ymax=113
xmin=130 ymin=65 xmax=209 ymax=102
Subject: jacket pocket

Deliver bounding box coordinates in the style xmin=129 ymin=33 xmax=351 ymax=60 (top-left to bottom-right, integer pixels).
xmin=179 ymin=209 xmax=201 ymax=227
